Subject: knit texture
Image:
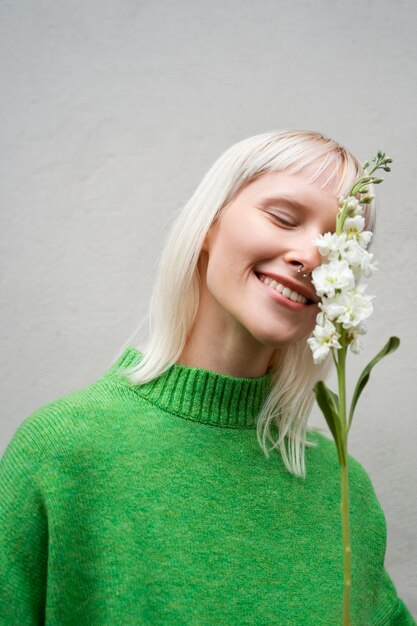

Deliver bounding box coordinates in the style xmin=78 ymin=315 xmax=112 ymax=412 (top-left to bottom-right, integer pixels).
xmin=0 ymin=347 xmax=415 ymax=625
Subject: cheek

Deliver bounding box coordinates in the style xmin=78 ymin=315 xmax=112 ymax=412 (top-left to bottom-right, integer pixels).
xmin=207 ymin=232 xmax=250 ymax=281
xmin=204 ymin=247 xmax=234 ymax=300
xmin=303 ymin=304 xmax=320 ymax=333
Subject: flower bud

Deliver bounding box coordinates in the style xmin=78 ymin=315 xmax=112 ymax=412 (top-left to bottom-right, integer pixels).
xmin=346 ymin=197 xmax=359 ymax=210
xmin=360 ymin=195 xmax=375 ymax=204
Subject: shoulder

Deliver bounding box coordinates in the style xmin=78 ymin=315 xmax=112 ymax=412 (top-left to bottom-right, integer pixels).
xmin=1 ymin=347 xmax=157 ymax=481
xmin=1 ymin=364 xmax=138 ymax=479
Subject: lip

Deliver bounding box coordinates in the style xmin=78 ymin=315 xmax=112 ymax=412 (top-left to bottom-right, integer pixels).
xmin=255 ymin=271 xmax=319 ymax=304
xmin=255 ymin=274 xmax=308 ymax=310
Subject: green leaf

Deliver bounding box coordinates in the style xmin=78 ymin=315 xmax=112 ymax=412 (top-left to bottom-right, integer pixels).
xmin=348 ymin=336 xmax=400 ymax=431
xmin=313 ymin=381 xmax=346 ymax=465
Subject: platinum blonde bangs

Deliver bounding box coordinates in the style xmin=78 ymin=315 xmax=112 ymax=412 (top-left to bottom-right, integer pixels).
xmin=115 ymin=129 xmax=372 ymax=479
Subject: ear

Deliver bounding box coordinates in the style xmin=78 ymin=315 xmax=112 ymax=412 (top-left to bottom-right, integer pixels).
xmin=201 ymin=218 xmax=219 ymax=252
xmin=202 ymin=231 xmax=212 ymax=252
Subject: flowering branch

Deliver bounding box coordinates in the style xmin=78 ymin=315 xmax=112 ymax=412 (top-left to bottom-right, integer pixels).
xmin=307 ymin=152 xmax=399 ymax=625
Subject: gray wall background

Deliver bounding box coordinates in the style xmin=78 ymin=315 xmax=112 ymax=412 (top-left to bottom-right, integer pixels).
xmin=1 ymin=0 xmax=416 ymax=615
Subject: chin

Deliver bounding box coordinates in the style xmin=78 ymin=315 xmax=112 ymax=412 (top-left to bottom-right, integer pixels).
xmin=240 ymin=305 xmax=318 ymax=348
xmin=250 ymin=325 xmax=312 ymax=349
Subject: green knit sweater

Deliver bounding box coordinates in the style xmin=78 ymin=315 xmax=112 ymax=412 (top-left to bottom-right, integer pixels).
xmin=0 ymin=347 xmax=415 ymax=626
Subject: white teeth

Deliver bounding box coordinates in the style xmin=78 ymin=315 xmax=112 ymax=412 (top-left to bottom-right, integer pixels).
xmin=258 ymin=274 xmax=307 ymax=304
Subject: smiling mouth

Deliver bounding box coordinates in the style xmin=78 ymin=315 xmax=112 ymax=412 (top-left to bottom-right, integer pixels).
xmin=255 ymin=273 xmax=315 ymax=305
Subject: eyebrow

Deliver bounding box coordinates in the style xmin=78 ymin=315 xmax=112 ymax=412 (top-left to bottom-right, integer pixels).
xmin=257 ymin=195 xmax=308 ymax=211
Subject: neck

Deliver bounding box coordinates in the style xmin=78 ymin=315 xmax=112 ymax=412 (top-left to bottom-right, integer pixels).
xmin=177 ymin=301 xmax=275 ymax=379
xmin=177 ymin=337 xmax=274 ymax=378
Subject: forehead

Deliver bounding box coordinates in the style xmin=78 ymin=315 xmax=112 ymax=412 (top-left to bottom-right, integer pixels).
xmin=237 ymin=165 xmax=343 ymax=205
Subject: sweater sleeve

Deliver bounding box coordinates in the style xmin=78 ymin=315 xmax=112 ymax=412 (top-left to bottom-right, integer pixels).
xmin=372 ymin=567 xmax=416 ymax=625
xmin=0 ymin=420 xmax=48 ymax=625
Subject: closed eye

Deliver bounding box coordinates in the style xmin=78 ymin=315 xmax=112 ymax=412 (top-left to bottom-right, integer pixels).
xmin=270 ymin=214 xmax=297 ymax=228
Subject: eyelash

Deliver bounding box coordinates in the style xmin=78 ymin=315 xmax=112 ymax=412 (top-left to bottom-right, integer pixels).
xmin=270 ymin=213 xmax=296 ymax=228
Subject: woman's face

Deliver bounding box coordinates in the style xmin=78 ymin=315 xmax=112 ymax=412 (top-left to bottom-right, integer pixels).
xmin=199 ymin=166 xmax=342 ymax=350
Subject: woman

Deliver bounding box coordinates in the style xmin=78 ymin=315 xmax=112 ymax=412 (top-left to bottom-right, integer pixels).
xmin=0 ymin=130 xmax=414 ymax=625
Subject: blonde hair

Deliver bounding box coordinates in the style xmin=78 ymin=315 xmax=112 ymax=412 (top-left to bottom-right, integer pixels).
xmin=116 ymin=129 xmax=374 ymax=478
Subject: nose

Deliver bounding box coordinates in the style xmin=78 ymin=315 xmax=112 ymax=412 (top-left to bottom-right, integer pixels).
xmin=283 ymin=237 xmax=322 ymax=276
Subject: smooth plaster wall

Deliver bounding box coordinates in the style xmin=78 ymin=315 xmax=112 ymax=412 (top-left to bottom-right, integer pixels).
xmin=1 ymin=0 xmax=416 ymax=616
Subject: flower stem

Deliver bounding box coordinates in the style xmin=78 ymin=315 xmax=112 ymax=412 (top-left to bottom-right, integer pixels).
xmin=340 ymin=460 xmax=352 ymax=626
xmin=336 ymin=336 xmax=351 ymax=625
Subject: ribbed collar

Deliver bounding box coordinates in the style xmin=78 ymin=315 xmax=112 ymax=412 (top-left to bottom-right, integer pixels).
xmin=107 ymin=347 xmax=272 ymax=429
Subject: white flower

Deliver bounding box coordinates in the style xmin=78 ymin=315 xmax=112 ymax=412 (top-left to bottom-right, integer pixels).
xmin=347 ymin=324 xmax=367 ymax=354
xmin=359 ymin=250 xmax=378 ymax=277
xmin=319 ymin=297 xmax=347 ymax=321
xmin=315 ymin=311 xmax=326 ymax=326
xmin=343 ymin=216 xmax=373 ymax=250
xmin=344 ymin=196 xmax=363 ymax=217
xmin=313 ymin=232 xmax=347 ymax=260
xmin=309 ymin=172 xmax=383 ymax=365
xmin=342 ymin=239 xmax=364 ymax=267
xmin=344 ymin=215 xmax=365 ymax=235
xmin=358 ymin=230 xmax=373 ymax=249
xmin=350 ymin=337 xmax=362 ymax=354
xmin=307 ymin=319 xmax=342 ymax=364
xmin=312 ymin=259 xmax=355 ymax=298
xmin=321 ymin=286 xmax=374 ymax=329
xmin=343 ymin=240 xmax=377 ymax=278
